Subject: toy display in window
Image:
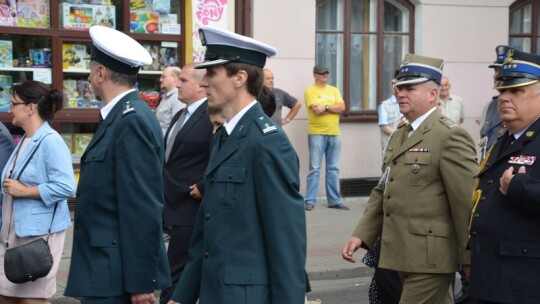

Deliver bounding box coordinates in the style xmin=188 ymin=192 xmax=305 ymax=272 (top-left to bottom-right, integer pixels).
xmin=0 ymin=0 xmax=16 ymax=26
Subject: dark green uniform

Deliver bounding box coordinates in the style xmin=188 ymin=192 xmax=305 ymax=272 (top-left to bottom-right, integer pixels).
xmin=65 ymin=91 xmax=171 ymax=298
xmin=171 ymin=103 xmax=306 ymax=304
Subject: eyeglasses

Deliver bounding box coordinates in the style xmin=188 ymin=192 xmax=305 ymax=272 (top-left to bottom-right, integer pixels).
xmin=10 ymin=101 xmax=26 ymax=107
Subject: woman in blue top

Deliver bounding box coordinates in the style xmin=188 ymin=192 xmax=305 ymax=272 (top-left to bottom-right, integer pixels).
xmin=0 ymin=80 xmax=76 ymax=303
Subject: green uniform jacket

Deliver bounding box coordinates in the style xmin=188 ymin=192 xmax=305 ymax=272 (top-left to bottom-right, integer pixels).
xmin=171 ymin=103 xmax=307 ymax=304
xmin=353 ymin=110 xmax=476 ymax=273
xmin=65 ymin=92 xmax=171 ymax=297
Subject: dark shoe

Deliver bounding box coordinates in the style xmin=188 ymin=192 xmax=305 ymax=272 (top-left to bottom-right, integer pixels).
xmin=305 ymin=204 xmax=314 ymax=211
xmin=455 ymin=288 xmax=471 ymax=304
xmin=328 ymin=204 xmax=349 ymax=210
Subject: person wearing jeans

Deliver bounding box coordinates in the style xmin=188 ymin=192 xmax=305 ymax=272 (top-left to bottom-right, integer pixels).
xmin=304 ymin=64 xmax=348 ymax=211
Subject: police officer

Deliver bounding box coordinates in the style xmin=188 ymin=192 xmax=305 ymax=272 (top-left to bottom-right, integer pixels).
xmin=342 ymin=54 xmax=477 ymax=304
xmin=470 ymin=48 xmax=540 ymax=304
xmin=167 ymin=26 xmax=306 ymax=304
xmin=478 ymin=45 xmax=510 ymax=160
xmin=65 ymin=26 xmax=171 ymax=304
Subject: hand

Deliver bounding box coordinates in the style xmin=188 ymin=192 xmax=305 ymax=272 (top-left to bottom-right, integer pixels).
xmin=461 ymin=265 xmax=471 ymax=283
xmin=2 ymin=179 xmax=27 ymax=197
xmin=131 ymin=293 xmax=155 ymax=304
xmin=189 ymin=184 xmax=202 ymax=200
xmin=281 ymin=118 xmax=289 ymax=125
xmin=342 ymin=236 xmax=362 ymax=263
xmin=311 ymin=104 xmax=326 ymax=115
xmin=167 ymin=301 xmax=180 ymax=304
xmin=500 ymin=166 xmax=526 ymax=195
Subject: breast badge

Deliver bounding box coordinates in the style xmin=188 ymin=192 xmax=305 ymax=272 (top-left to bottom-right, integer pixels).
xmin=508 ymin=155 xmax=536 ymax=165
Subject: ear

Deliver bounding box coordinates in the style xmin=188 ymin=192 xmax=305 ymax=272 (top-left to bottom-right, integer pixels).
xmin=428 ymin=86 xmax=439 ymax=103
xmin=233 ymin=70 xmax=248 ymax=88
xmin=96 ymin=65 xmax=107 ymax=82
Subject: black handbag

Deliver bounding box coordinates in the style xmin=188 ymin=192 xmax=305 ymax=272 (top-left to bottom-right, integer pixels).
xmin=4 ymin=237 xmax=54 ymax=284
xmin=3 ymin=134 xmax=56 ymax=284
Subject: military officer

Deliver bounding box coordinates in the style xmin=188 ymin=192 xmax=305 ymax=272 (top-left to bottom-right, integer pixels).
xmin=167 ymin=26 xmax=307 ymax=304
xmin=64 ymin=26 xmax=171 ymax=304
xmin=342 ymin=54 xmax=477 ymax=304
xmin=469 ymin=48 xmax=540 ymax=304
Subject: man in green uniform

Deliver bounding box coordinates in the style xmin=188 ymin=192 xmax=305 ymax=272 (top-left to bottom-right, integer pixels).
xmin=65 ymin=25 xmax=171 ymax=304
xmin=342 ymin=54 xmax=477 ymax=304
xmin=167 ymin=26 xmax=306 ymax=304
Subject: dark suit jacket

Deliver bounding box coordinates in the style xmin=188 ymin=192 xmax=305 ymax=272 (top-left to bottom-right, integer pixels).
xmin=0 ymin=121 xmax=14 ymax=171
xmin=65 ymin=91 xmax=171 ymax=297
xmin=470 ymin=118 xmax=540 ymax=303
xmin=171 ymin=103 xmax=306 ymax=304
xmin=163 ymin=100 xmax=213 ymax=227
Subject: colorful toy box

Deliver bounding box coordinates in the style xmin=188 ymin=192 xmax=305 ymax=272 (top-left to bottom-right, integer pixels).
xmin=130 ymin=12 xmax=159 ymax=33
xmin=92 ymin=4 xmax=115 ymax=28
xmin=16 ymin=0 xmax=50 ymax=28
xmin=60 ymin=3 xmax=115 ymax=30
xmin=30 ymin=48 xmax=52 ymax=67
xmin=0 ymin=74 xmax=12 ymax=112
xmin=61 ymin=3 xmax=93 ymax=30
xmin=0 ymin=40 xmax=13 ymax=68
xmin=62 ymin=43 xmax=87 ymax=70
xmin=0 ymin=0 xmax=17 ymax=26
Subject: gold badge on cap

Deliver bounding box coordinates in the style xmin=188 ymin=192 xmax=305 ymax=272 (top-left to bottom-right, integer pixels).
xmin=526 ymin=131 xmax=534 ymax=137
xmin=503 ymin=49 xmax=514 ymax=65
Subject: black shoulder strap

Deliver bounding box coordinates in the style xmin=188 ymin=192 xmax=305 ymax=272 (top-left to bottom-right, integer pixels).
xmin=14 ymin=133 xmax=51 ymax=180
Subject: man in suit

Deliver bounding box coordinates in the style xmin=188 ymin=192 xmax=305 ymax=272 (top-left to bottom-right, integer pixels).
xmin=64 ymin=25 xmax=171 ymax=304
xmin=159 ymin=63 xmax=213 ymax=304
xmin=342 ymin=54 xmax=477 ymax=304
xmin=167 ymin=26 xmax=306 ymax=304
xmin=0 ymin=120 xmax=14 ymax=170
xmin=469 ymin=48 xmax=540 ymax=304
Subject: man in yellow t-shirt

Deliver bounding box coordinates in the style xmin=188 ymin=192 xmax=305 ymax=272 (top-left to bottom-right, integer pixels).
xmin=304 ymin=64 xmax=347 ymax=211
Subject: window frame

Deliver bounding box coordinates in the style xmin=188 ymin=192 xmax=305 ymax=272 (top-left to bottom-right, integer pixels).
xmin=316 ymin=0 xmax=414 ymax=122
xmin=509 ymin=0 xmax=540 ymax=53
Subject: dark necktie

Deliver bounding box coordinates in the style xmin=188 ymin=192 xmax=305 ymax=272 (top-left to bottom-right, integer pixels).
xmin=164 ymin=109 xmax=188 ymax=161
xmin=401 ymin=124 xmax=412 ymax=146
xmin=499 ymin=134 xmax=516 ymax=155
xmin=218 ymin=128 xmax=228 ymax=151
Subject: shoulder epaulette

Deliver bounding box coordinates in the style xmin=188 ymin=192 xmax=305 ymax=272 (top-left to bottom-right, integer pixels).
xmin=440 ymin=116 xmax=458 ymax=129
xmin=122 ymin=100 xmax=136 ymax=116
xmin=254 ymin=115 xmax=278 ymax=135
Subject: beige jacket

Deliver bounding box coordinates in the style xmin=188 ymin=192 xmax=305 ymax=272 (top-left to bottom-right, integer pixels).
xmin=353 ymin=110 xmax=477 ymax=273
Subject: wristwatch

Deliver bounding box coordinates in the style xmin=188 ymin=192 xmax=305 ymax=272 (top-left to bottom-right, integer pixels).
xmin=325 ymin=105 xmax=330 ymax=112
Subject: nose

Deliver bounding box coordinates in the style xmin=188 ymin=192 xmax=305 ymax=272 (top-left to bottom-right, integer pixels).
xmin=498 ymin=90 xmax=509 ymax=103
xmin=200 ymin=77 xmax=209 ymax=88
